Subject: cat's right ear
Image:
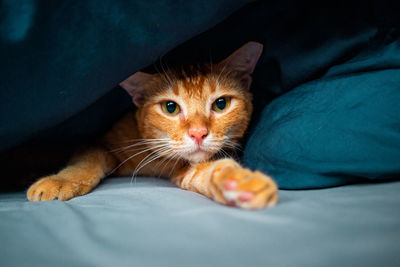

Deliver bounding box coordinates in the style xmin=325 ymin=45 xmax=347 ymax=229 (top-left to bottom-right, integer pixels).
xmin=218 ymin=42 xmax=263 ymax=90
xmin=120 ymin=72 xmax=154 ymax=107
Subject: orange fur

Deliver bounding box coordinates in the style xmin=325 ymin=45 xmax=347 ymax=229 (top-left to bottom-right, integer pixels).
xmin=27 ymin=42 xmax=278 ymax=209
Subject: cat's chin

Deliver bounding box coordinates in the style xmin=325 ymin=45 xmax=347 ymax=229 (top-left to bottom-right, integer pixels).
xmin=184 ymin=150 xmax=213 ymax=163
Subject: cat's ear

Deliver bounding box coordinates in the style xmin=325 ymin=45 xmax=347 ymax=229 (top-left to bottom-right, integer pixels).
xmin=219 ymin=41 xmax=263 ymax=89
xmin=120 ymin=72 xmax=154 ymax=107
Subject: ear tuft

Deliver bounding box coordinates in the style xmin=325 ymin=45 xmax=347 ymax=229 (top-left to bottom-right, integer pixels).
xmin=120 ymin=72 xmax=154 ymax=107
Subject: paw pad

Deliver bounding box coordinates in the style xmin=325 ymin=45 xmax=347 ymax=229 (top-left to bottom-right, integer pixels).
xmin=212 ymin=167 xmax=278 ymax=209
xmin=224 ymin=180 xmax=238 ymax=190
xmin=238 ymin=191 xmax=254 ymax=202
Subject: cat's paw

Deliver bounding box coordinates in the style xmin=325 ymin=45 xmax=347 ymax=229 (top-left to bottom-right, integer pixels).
xmin=27 ymin=175 xmax=89 ymax=201
xmin=210 ymin=162 xmax=278 ymax=209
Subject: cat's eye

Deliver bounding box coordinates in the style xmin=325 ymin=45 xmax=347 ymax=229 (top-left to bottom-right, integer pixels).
xmin=161 ymin=101 xmax=180 ymax=115
xmin=212 ymin=97 xmax=231 ymax=112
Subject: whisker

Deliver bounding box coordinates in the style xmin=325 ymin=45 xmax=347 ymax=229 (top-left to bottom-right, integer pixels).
xmin=159 ymin=55 xmax=175 ymax=87
xmin=131 ymin=147 xmax=171 ymax=183
xmin=111 ymin=139 xmax=172 ymax=153
xmin=117 ymin=143 xmax=171 ymax=154
xmin=109 ymin=138 xmax=171 ymax=145
xmin=109 ymin=144 xmax=169 ymax=175
xmin=132 ymin=146 xmax=171 ymax=174
xmin=219 ymin=148 xmax=230 ymax=159
xmin=167 ymin=153 xmax=181 ymax=177
xmin=154 ymin=149 xmax=179 ymax=173
xmin=131 ymin=153 xmax=163 ymax=185
xmin=156 ymin=151 xmax=179 ymax=178
xmin=224 ymin=142 xmax=242 ymax=151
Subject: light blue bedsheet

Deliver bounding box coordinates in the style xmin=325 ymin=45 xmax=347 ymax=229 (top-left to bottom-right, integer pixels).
xmin=1 ymin=177 xmax=399 ymax=267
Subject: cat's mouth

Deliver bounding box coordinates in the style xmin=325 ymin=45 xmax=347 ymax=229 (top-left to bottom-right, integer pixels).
xmin=180 ymin=145 xmax=215 ymax=163
xmin=185 ymin=150 xmax=212 ymax=163
xmin=175 ymin=136 xmax=222 ymax=163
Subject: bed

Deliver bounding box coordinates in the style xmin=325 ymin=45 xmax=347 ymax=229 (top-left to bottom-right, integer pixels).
xmin=1 ymin=177 xmax=399 ymax=266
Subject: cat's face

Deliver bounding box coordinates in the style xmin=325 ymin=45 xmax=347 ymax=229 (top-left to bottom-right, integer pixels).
xmin=136 ymin=72 xmax=252 ymax=163
xmin=121 ymin=42 xmax=263 ymax=163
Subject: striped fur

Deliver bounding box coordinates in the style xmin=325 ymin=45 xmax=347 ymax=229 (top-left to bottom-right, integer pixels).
xmin=27 ymin=42 xmax=278 ymax=209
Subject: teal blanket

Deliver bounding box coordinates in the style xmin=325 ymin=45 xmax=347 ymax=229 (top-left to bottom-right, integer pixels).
xmin=1 ymin=177 xmax=399 ymax=266
xmin=243 ymin=42 xmax=400 ymax=188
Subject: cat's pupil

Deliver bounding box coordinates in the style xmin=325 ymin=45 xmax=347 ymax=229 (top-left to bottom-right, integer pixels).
xmin=216 ymin=98 xmax=226 ymax=110
xmin=166 ymin=101 xmax=177 ymax=113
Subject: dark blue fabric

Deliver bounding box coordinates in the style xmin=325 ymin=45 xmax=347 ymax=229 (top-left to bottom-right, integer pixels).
xmin=0 ymin=0 xmax=249 ymax=151
xmin=243 ymin=40 xmax=400 ymax=189
xmin=156 ymin=0 xmax=400 ymax=189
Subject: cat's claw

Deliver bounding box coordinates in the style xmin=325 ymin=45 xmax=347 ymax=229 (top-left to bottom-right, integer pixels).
xmin=211 ymin=164 xmax=278 ymax=209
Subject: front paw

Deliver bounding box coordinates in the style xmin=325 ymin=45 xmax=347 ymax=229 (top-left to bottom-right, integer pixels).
xmin=27 ymin=175 xmax=89 ymax=201
xmin=210 ymin=163 xmax=278 ymax=209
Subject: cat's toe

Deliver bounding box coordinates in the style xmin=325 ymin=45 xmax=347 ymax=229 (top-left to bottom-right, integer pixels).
xmin=212 ymin=168 xmax=278 ymax=209
xmin=27 ymin=176 xmax=78 ymax=201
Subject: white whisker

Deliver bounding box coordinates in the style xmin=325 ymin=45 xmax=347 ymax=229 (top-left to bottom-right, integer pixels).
xmin=156 ymin=151 xmax=180 ymax=178
xmin=131 ymin=146 xmax=172 ymax=183
xmin=167 ymin=153 xmax=181 ymax=177
xmin=111 ymin=139 xmax=172 ymax=153
xmin=109 ymin=144 xmax=169 ymax=175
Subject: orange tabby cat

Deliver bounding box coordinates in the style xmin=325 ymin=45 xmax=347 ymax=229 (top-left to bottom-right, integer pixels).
xmin=27 ymin=42 xmax=278 ymax=209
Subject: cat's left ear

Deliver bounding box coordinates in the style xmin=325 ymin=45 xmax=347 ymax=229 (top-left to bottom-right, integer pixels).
xmin=120 ymin=72 xmax=155 ymax=107
xmin=219 ymin=41 xmax=263 ymax=90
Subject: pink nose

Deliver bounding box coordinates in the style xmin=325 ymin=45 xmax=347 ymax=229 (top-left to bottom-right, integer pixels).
xmin=188 ymin=127 xmax=208 ymax=145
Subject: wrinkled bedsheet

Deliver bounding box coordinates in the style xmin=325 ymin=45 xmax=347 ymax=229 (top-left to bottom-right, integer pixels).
xmin=1 ymin=177 xmax=399 ymax=266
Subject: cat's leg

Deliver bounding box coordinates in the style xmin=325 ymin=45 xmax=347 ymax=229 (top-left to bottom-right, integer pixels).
xmin=173 ymin=158 xmax=278 ymax=209
xmin=27 ymin=147 xmax=117 ymax=201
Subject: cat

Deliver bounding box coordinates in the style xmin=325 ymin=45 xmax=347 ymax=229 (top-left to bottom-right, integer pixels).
xmin=27 ymin=42 xmax=278 ymax=209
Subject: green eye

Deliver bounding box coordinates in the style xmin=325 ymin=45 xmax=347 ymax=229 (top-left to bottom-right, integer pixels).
xmin=161 ymin=101 xmax=180 ymax=115
xmin=212 ymin=97 xmax=231 ymax=112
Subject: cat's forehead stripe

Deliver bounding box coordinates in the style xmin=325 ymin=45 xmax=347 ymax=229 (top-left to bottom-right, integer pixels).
xmin=179 ymin=76 xmax=219 ymax=98
xmin=172 ymin=83 xmax=179 ymax=96
xmin=208 ymin=79 xmax=216 ymax=93
xmin=157 ymin=71 xmax=243 ymax=102
xmin=182 ymin=76 xmax=205 ymax=97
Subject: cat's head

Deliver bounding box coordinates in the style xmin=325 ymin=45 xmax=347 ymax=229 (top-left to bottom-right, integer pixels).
xmin=120 ymin=42 xmax=263 ymax=163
